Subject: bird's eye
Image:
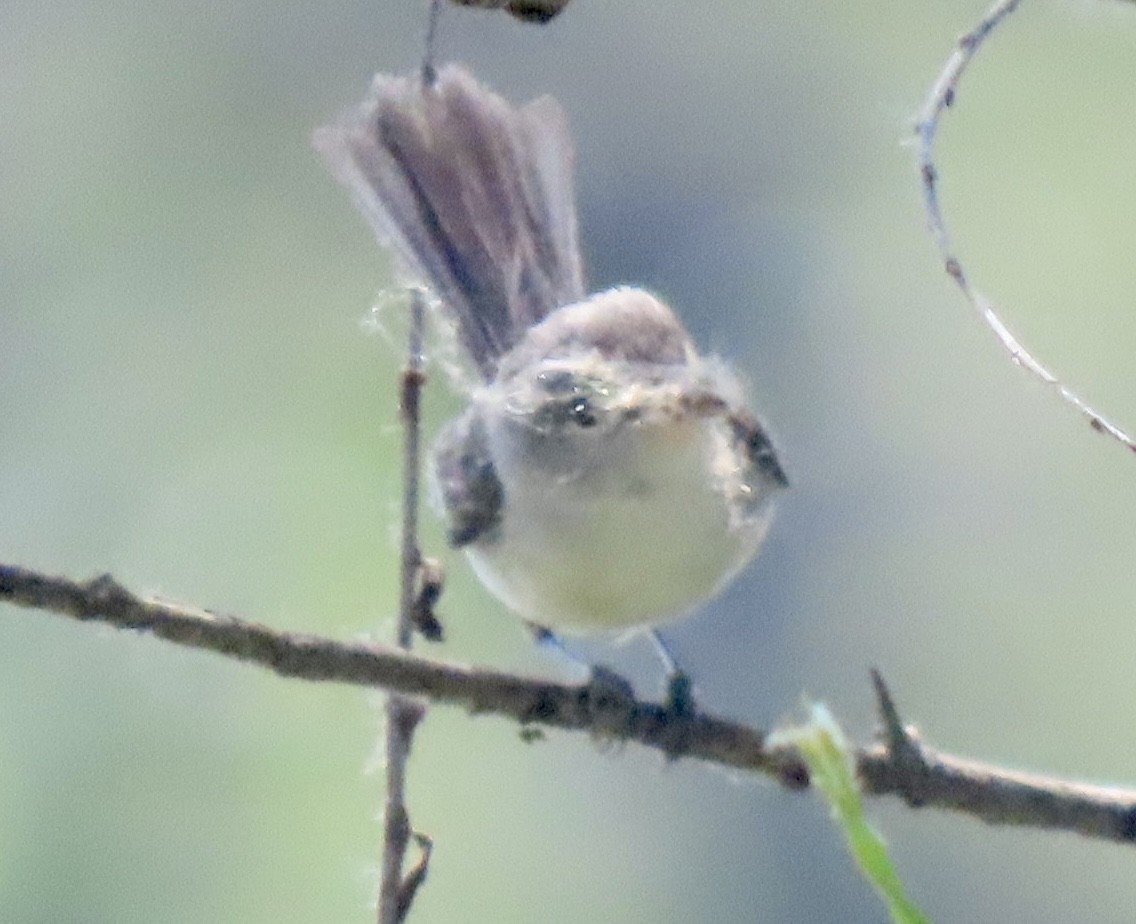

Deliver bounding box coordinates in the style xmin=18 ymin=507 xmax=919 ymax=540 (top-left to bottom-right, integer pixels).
xmin=572 ymin=397 xmax=597 ymax=428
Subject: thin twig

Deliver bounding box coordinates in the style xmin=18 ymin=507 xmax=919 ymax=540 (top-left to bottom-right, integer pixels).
xmin=396 ymin=291 xmax=426 ymax=652
xmin=421 ymin=0 xmax=443 ymax=86
xmin=394 ymin=834 xmax=433 ymax=922
xmin=914 ymin=0 xmax=1136 ymax=453
xmin=7 ymin=562 xmax=1136 ymax=845
xmin=870 ymin=668 xmax=922 ymax=769
xmin=378 ymin=290 xmax=430 ymax=924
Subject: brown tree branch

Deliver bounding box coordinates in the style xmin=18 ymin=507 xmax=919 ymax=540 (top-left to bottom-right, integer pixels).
xmin=5 ymin=561 xmax=1136 ymax=845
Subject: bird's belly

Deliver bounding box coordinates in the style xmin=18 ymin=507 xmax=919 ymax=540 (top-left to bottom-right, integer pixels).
xmin=465 ymin=421 xmax=772 ymax=631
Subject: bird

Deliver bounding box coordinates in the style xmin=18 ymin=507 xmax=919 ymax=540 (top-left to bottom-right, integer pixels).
xmin=314 ymin=64 xmax=787 ymax=666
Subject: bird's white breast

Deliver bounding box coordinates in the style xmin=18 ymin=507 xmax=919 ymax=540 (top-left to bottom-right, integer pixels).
xmin=465 ymin=402 xmax=774 ymax=632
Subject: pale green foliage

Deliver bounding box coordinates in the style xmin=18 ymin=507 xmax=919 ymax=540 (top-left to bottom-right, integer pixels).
xmin=770 ymin=706 xmax=932 ymax=924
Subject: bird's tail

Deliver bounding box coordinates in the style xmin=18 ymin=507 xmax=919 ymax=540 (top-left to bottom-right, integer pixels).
xmin=314 ymin=64 xmax=586 ymax=380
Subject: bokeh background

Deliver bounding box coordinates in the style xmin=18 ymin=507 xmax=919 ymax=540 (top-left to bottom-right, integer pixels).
xmin=4 ymin=0 xmax=1136 ymax=920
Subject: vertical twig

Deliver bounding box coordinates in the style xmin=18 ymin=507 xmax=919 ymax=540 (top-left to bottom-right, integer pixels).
xmin=422 ymin=0 xmax=444 ymax=86
xmin=378 ymin=4 xmax=445 ymax=913
xmin=378 ymin=290 xmax=429 ymax=924
xmin=396 ymin=293 xmax=426 ymax=650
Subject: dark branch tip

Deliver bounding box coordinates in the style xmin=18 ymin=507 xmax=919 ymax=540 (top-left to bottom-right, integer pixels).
xmin=870 ymin=669 xmax=919 ymax=760
xmin=394 ymin=831 xmax=433 ymax=922
xmin=870 ymin=669 xmax=933 ymax=807
xmin=80 ymin=573 xmax=135 ymax=617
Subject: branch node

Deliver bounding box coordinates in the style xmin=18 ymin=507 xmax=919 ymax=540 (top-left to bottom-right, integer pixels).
xmin=82 ymin=573 xmax=134 ymax=617
xmin=389 ymin=696 xmax=429 ymax=738
xmin=870 ymin=669 xmax=930 ymax=805
xmin=411 ymin=558 xmax=445 ymax=642
xmin=579 ymin=666 xmax=701 ymax=758
xmin=516 ymin=685 xmax=562 ymax=724
xmin=394 ymin=832 xmax=433 ymax=923
xmin=581 ymin=666 xmax=637 ymax=734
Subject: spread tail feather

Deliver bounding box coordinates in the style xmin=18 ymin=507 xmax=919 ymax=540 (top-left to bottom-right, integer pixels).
xmin=314 ymin=65 xmax=586 ymax=379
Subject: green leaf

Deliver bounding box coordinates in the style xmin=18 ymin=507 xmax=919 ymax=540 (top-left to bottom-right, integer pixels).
xmin=769 ymin=704 xmax=932 ymax=924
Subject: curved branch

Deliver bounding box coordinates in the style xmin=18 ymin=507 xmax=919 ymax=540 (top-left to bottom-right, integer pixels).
xmin=4 ymin=562 xmax=1136 ymax=845
xmin=914 ymin=0 xmax=1136 ymax=454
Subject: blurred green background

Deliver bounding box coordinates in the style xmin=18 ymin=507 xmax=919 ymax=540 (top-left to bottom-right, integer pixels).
xmin=4 ymin=0 xmax=1136 ymax=920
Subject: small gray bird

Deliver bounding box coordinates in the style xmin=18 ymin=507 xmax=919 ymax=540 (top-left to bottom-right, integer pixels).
xmin=314 ymin=65 xmax=786 ymax=637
